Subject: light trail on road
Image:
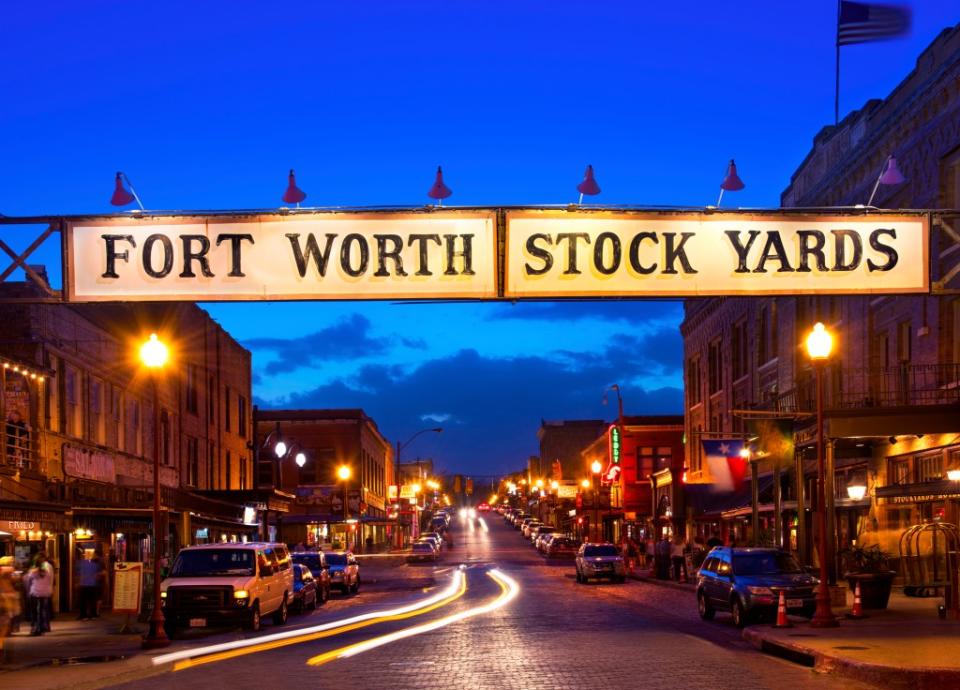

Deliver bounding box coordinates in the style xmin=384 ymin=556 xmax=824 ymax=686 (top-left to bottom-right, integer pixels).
xmin=305 ymin=569 xmax=520 ymax=668
xmin=155 ymin=569 xmax=467 ymax=671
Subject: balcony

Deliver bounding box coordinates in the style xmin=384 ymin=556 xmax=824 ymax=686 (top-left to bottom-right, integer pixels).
xmin=759 ymin=363 xmax=960 ymax=414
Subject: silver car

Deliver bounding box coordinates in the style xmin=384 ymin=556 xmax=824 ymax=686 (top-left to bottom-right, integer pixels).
xmin=575 ymin=543 xmax=627 ymax=584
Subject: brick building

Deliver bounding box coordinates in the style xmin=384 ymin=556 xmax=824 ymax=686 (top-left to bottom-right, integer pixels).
xmin=681 ymin=23 xmax=960 ymax=571
xmin=537 ymin=419 xmax=608 ymax=482
xmin=254 ymin=408 xmax=392 ymax=552
xmin=0 ymin=289 xmax=256 ymax=612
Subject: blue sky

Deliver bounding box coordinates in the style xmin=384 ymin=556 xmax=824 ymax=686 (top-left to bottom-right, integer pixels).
xmin=0 ymin=1 xmax=954 ymax=475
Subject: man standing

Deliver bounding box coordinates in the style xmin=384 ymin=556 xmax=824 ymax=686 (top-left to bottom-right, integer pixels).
xmin=76 ymin=552 xmax=102 ymax=620
xmin=25 ymin=552 xmax=53 ymax=635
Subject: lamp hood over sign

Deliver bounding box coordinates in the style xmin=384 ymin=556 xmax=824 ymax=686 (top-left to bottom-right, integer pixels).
xmin=428 ymin=166 xmax=452 ymax=202
xmin=282 ymin=169 xmax=307 ymax=205
xmin=110 ymin=172 xmax=136 ymax=207
xmin=576 ymin=165 xmax=601 ymax=199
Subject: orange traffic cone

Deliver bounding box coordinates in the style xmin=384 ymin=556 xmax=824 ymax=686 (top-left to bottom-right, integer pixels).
xmin=773 ymin=590 xmax=793 ymax=628
xmin=846 ymin=581 xmax=868 ymax=620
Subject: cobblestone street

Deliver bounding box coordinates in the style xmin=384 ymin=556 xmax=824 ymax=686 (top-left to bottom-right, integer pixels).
xmin=107 ymin=517 xmax=871 ymax=690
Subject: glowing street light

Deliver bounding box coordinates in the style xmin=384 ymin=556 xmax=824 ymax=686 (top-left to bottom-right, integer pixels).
xmin=337 ymin=465 xmax=352 ymax=481
xmin=139 ymin=333 xmax=169 ymax=369
xmin=581 ymin=479 xmax=591 ymax=489
xmin=806 ymin=321 xmax=838 ymax=629
xmin=274 ymin=440 xmax=288 ymax=458
xmin=295 ymin=451 xmax=307 ymax=468
xmin=590 ymin=460 xmax=603 ymax=475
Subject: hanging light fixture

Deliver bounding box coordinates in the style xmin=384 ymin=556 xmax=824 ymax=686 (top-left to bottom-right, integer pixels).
xmin=281 ymin=169 xmax=307 ymax=206
xmin=576 ymin=165 xmax=601 ymax=205
xmin=427 ymin=166 xmax=452 ymax=206
xmin=716 ymin=159 xmax=745 ymax=207
xmin=866 ymin=155 xmax=906 ymax=207
xmin=846 ymin=473 xmax=867 ymax=501
xmin=110 ymin=172 xmax=145 ymax=211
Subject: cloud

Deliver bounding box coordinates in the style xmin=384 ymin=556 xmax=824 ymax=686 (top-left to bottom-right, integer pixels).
xmin=259 ymin=334 xmax=683 ymax=476
xmin=244 ymin=314 xmax=393 ymax=375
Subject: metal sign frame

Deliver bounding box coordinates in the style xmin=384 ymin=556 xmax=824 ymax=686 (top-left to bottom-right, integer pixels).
xmin=0 ymin=207 xmax=956 ymax=303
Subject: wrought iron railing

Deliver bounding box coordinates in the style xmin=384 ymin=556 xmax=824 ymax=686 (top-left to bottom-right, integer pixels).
xmin=3 ymin=426 xmax=36 ymax=470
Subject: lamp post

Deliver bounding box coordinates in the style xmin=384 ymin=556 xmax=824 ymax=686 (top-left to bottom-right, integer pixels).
xmin=807 ymin=322 xmax=838 ymax=628
xmin=394 ymin=427 xmax=442 ymax=548
xmin=140 ymin=333 xmax=170 ymax=649
xmin=591 ymin=460 xmax=603 ymax=542
xmin=338 ymin=465 xmax=352 ymax=549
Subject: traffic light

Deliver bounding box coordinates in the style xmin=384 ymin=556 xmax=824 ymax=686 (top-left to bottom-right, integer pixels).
xmin=454 ymin=475 xmax=462 ymax=493
xmin=465 ymin=477 xmax=473 ymax=495
xmin=576 ymin=516 xmax=584 ymax=525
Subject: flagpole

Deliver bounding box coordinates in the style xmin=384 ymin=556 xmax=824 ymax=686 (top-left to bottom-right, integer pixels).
xmin=835 ymin=0 xmax=841 ymax=125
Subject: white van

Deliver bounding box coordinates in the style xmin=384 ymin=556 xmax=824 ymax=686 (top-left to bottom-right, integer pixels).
xmin=160 ymin=542 xmax=293 ymax=634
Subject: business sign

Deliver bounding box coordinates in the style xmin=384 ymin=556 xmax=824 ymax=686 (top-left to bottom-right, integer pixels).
xmin=505 ymin=210 xmax=928 ymax=297
xmin=64 ymin=209 xmax=929 ymax=301
xmin=112 ymin=562 xmax=143 ymax=615
xmin=67 ymin=211 xmax=497 ymax=301
xmin=63 ymin=445 xmax=116 ymax=484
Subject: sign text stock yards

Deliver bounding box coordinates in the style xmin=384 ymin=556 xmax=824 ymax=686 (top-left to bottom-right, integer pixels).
xmin=67 ymin=210 xmax=928 ymax=301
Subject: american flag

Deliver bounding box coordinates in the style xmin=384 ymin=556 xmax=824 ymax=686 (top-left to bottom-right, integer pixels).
xmin=838 ymin=1 xmax=911 ymax=46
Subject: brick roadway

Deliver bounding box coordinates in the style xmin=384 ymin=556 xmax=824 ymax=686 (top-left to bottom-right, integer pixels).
xmin=112 ymin=516 xmax=873 ymax=690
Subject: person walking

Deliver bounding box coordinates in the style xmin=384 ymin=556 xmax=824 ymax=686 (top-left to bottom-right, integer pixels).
xmin=670 ymin=536 xmax=686 ymax=582
xmin=0 ymin=556 xmax=21 ymax=662
xmin=25 ymin=552 xmax=54 ymax=636
xmin=76 ymin=552 xmax=101 ymax=621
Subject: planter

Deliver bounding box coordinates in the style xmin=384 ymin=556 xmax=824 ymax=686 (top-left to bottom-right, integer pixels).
xmin=845 ymin=571 xmax=897 ymax=610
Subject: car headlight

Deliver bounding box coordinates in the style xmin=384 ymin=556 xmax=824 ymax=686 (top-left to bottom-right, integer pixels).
xmin=747 ymin=586 xmax=773 ymax=596
xmin=160 ymin=591 xmax=166 ymax=607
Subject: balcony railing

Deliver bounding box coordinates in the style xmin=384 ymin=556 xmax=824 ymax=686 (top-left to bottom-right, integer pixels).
xmin=759 ymin=363 xmax=960 ymax=414
xmin=3 ymin=426 xmax=36 ymax=471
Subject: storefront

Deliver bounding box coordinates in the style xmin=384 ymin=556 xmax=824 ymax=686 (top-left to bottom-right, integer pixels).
xmin=0 ymin=500 xmax=72 ymax=612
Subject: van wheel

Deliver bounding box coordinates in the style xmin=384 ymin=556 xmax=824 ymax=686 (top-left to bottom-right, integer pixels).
xmin=272 ymin=597 xmax=288 ymax=625
xmin=698 ymin=591 xmax=715 ymax=621
xmin=246 ymin=603 xmax=261 ymax=632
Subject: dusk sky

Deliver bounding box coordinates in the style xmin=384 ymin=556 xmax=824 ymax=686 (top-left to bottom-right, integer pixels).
xmin=0 ymin=1 xmax=953 ymax=476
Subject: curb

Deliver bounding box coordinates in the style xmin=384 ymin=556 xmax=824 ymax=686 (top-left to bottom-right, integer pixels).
xmin=742 ymin=628 xmax=960 ymax=690
xmin=628 ymin=571 xmax=696 ymax=593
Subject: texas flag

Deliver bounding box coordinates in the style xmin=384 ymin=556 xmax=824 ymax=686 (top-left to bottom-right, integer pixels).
xmin=701 ymin=439 xmax=748 ymax=493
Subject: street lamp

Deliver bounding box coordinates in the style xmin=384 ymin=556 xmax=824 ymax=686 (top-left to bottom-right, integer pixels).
xmin=338 ymin=465 xmax=352 ymax=549
xmin=590 ymin=460 xmax=603 ymax=542
xmin=806 ymin=322 xmax=838 ymax=629
xmin=395 ymin=427 xmax=442 ymax=547
xmin=139 ymin=333 xmax=170 ymax=649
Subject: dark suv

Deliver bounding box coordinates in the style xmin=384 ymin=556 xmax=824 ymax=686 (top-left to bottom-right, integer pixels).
xmin=696 ymin=547 xmax=817 ymax=627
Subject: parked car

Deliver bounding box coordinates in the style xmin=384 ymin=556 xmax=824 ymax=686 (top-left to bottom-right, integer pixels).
xmin=422 ymin=532 xmax=445 ymax=548
xmin=546 ymin=536 xmax=580 ymax=559
xmin=477 ymin=502 xmax=491 ymax=512
xmin=535 ymin=532 xmax=555 ymax=553
xmin=409 ymin=541 xmax=440 ymax=562
xmin=430 ymin=517 xmax=448 ymax=533
xmin=325 ymin=551 xmax=361 ymax=594
xmin=530 ymin=525 xmax=555 ymax=544
xmin=696 ymin=547 xmax=817 ymax=627
xmin=291 ymin=552 xmax=331 ymax=605
xmin=520 ymin=519 xmax=540 ymax=537
xmin=161 ymin=542 xmax=294 ymax=635
xmin=291 ymin=563 xmax=319 ymax=613
xmin=575 ymin=543 xmax=627 ymax=584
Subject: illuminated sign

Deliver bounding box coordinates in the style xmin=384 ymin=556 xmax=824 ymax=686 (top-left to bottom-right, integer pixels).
xmin=610 ymin=426 xmax=621 ymax=465
xmin=505 ymin=210 xmax=928 ymax=297
xmin=68 ymin=211 xmax=497 ymax=302
xmin=63 ymin=209 xmax=929 ymax=301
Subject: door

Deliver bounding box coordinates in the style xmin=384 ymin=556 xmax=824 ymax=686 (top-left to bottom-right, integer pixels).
xmin=714 ymin=554 xmax=734 ymax=608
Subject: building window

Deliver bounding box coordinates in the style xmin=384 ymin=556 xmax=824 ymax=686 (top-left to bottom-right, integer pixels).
xmin=208 ymin=442 xmax=216 ymax=489
xmin=732 ymin=319 xmax=748 ymax=380
xmin=687 ymin=356 xmax=702 ymax=406
xmin=915 ymin=452 xmax=943 ymax=483
xmin=636 ymin=447 xmax=656 ymax=483
xmin=111 ymin=387 xmax=123 ymax=451
xmin=238 ymin=396 xmax=247 ymax=438
xmin=160 ymin=409 xmax=170 ymax=466
xmin=889 ymin=458 xmax=910 ymax=485
xmin=224 ymin=386 xmax=232 ymax=432
xmin=126 ymin=398 xmax=141 ymax=455
xmin=187 ymin=436 xmax=199 ymax=487
xmin=208 ymin=376 xmax=215 ymax=421
xmin=708 ymin=339 xmax=723 ymax=395
xmin=64 ymin=365 xmax=83 ymax=438
xmin=239 ymin=450 xmax=247 ymax=489
xmin=897 ymin=321 xmax=911 ymax=363
xmin=226 ymin=450 xmax=232 ymax=489
xmin=186 ymin=364 xmax=199 ymax=415
xmin=89 ymin=377 xmax=105 ymax=444
xmin=757 ymin=305 xmax=769 ymax=364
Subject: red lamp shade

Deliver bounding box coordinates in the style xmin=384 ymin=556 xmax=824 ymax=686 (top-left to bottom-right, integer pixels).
xmin=576 ymin=165 xmax=601 ymax=196
xmin=110 ymin=172 xmax=135 ymax=207
xmin=879 ymin=156 xmax=905 ymax=185
xmin=720 ymin=159 xmax=745 ymax=191
xmin=428 ymin=166 xmax=452 ymax=200
xmin=282 ymin=169 xmax=307 ymax=204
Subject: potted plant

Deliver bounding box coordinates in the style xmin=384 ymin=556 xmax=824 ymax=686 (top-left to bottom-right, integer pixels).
xmin=841 ymin=544 xmax=897 ymax=610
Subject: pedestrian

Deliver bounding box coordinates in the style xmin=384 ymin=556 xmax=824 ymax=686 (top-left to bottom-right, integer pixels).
xmin=671 ymin=536 xmax=686 ymax=581
xmin=656 ymin=535 xmax=672 ymax=580
xmin=645 ymin=536 xmax=655 ymax=569
xmin=0 ymin=556 xmax=21 ymax=661
xmin=706 ymin=531 xmax=722 ymax=548
xmin=5 ymin=409 xmax=28 ymax=467
xmin=25 ymin=552 xmax=53 ymax=636
xmin=76 ymin=552 xmax=101 ymax=620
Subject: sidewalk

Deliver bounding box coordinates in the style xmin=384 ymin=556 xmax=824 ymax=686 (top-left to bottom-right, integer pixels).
xmin=742 ymin=590 xmax=960 ymax=690
xmin=1 ymin=613 xmax=146 ymax=671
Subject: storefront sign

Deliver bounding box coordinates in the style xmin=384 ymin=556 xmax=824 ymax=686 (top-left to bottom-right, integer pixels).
xmin=112 ymin=562 xmax=143 ymax=614
xmin=399 ymin=485 xmax=416 ymax=499
xmin=557 ymin=484 xmax=579 ymax=499
xmin=68 ymin=212 xmax=497 ymax=301
xmin=2 ymin=520 xmax=36 ymax=531
xmin=505 ymin=211 xmax=928 ymax=297
xmin=63 ymin=445 xmax=116 ymax=483
xmin=610 ymin=426 xmax=621 ymax=466
xmin=195 ymin=528 xmax=209 ymax=539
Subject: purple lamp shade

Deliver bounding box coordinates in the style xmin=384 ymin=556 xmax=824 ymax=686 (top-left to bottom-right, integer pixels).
xmin=282 ymin=169 xmax=307 ymax=204
xmin=720 ymin=159 xmax=745 ymax=191
xmin=879 ymin=156 xmax=906 ymax=185
xmin=576 ymin=165 xmax=601 ymax=196
xmin=428 ymin=166 xmax=452 ymax=200
xmin=110 ymin=172 xmax=136 ymax=207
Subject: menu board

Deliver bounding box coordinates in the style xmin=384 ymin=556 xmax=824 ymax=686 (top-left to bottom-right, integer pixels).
xmin=112 ymin=562 xmax=143 ymax=614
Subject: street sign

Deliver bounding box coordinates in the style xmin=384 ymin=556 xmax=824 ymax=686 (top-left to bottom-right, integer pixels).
xmin=112 ymin=561 xmax=143 ymax=614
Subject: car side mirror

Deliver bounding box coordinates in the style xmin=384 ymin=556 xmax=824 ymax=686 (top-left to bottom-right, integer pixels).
xmin=260 ymin=564 xmax=274 ymax=577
